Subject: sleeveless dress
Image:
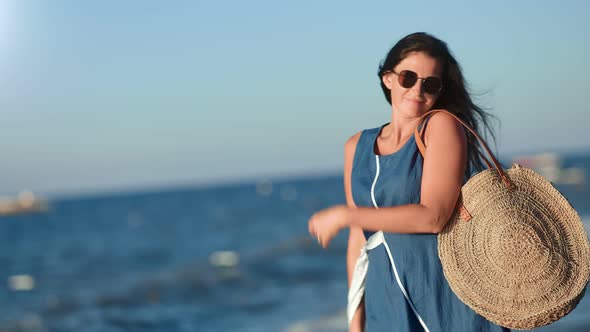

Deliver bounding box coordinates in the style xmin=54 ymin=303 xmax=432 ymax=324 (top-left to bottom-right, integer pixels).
xmin=350 ymin=122 xmax=511 ymax=332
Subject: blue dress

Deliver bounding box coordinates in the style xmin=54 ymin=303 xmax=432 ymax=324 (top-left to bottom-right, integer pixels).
xmin=350 ymin=122 xmax=511 ymax=332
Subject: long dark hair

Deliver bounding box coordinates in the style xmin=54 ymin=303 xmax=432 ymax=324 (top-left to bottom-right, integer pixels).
xmin=378 ymin=32 xmax=498 ymax=179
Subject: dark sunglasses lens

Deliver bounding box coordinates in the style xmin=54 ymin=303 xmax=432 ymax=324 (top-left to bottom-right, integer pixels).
xmin=423 ymin=77 xmax=442 ymax=94
xmin=398 ymin=70 xmax=417 ymax=89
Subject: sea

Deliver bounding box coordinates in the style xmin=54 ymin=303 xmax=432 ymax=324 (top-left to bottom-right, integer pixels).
xmin=2 ymin=152 xmax=590 ymax=332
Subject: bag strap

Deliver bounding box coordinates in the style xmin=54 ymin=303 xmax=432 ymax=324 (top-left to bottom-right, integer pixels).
xmin=413 ymin=110 xmax=513 ymax=189
xmin=417 ymin=114 xmax=494 ymax=170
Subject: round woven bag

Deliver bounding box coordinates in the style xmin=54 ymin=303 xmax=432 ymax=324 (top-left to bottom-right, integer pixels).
xmin=414 ymin=110 xmax=590 ymax=330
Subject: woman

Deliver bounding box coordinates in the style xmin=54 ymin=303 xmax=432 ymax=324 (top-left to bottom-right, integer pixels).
xmin=308 ymin=32 xmax=511 ymax=332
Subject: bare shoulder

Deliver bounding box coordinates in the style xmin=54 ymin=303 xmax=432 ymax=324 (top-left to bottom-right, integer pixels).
xmin=345 ymin=131 xmax=362 ymax=156
xmin=424 ymin=110 xmax=467 ymax=146
xmin=344 ymin=131 xmax=362 ymax=208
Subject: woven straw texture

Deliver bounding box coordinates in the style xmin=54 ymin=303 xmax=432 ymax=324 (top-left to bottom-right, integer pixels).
xmin=438 ymin=163 xmax=590 ymax=330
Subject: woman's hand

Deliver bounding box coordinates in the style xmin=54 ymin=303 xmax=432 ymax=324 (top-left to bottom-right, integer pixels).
xmin=308 ymin=205 xmax=351 ymax=248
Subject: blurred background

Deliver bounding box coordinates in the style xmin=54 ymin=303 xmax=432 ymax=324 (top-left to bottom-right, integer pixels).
xmin=1 ymin=1 xmax=589 ymax=331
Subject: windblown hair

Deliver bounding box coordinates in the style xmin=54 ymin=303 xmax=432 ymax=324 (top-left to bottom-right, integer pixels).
xmin=378 ymin=32 xmax=498 ymax=180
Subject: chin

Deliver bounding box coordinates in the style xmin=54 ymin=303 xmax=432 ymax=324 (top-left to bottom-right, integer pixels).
xmin=399 ymin=105 xmax=429 ymax=117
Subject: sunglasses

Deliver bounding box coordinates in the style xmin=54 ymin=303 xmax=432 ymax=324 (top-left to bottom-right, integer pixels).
xmin=390 ymin=70 xmax=443 ymax=95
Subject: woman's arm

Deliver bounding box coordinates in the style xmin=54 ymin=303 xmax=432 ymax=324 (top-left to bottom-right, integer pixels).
xmin=309 ymin=112 xmax=467 ymax=247
xmin=348 ymin=112 xmax=467 ymax=234
xmin=344 ymin=132 xmax=366 ymax=332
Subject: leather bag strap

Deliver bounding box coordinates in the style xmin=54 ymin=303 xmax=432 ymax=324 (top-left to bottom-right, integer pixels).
xmin=413 ymin=110 xmax=513 ymax=189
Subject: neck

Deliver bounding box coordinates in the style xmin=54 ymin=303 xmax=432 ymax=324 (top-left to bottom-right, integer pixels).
xmin=383 ymin=111 xmax=422 ymax=144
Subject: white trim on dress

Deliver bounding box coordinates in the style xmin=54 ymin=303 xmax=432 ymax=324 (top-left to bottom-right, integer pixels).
xmin=347 ymin=154 xmax=430 ymax=331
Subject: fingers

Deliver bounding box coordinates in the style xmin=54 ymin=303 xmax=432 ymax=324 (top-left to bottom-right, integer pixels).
xmin=308 ymin=218 xmax=317 ymax=240
xmin=316 ymin=231 xmax=329 ymax=248
xmin=308 ymin=217 xmax=326 ymax=248
xmin=308 ymin=213 xmax=332 ymax=248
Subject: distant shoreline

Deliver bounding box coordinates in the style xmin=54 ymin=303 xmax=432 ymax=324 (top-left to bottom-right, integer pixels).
xmin=10 ymin=149 xmax=590 ymax=203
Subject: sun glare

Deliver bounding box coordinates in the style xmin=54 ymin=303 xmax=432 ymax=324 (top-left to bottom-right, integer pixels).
xmin=0 ymin=1 xmax=16 ymax=75
xmin=0 ymin=2 xmax=9 ymax=44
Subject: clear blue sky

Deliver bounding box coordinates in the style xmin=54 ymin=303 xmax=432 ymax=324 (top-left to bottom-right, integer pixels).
xmin=1 ymin=1 xmax=589 ymax=196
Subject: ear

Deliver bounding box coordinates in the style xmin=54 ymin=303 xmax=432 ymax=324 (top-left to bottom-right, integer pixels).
xmin=382 ymin=72 xmax=393 ymax=89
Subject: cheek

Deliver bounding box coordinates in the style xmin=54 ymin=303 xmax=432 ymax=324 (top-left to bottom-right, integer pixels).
xmin=390 ymin=87 xmax=405 ymax=104
xmin=427 ymin=95 xmax=439 ymax=107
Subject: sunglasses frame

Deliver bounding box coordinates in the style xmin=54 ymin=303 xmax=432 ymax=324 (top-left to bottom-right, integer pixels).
xmin=389 ymin=70 xmax=443 ymax=95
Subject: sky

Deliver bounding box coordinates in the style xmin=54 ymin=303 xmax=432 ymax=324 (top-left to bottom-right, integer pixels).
xmin=0 ymin=0 xmax=589 ymax=197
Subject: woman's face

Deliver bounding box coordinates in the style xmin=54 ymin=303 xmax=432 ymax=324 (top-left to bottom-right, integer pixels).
xmin=382 ymin=51 xmax=443 ymax=118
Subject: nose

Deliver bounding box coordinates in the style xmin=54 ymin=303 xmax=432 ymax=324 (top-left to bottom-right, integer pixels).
xmin=409 ymin=79 xmax=424 ymax=96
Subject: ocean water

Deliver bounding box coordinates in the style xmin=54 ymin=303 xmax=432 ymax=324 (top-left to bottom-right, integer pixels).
xmin=2 ymin=153 xmax=590 ymax=332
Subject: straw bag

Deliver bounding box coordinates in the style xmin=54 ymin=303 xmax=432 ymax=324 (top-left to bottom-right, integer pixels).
xmin=414 ymin=110 xmax=590 ymax=330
